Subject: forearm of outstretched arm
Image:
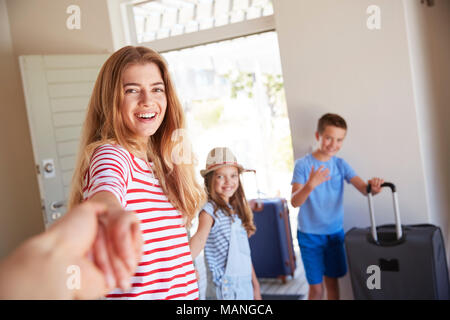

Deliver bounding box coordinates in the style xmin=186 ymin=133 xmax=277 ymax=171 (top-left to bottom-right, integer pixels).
xmin=89 ymin=191 xmax=124 ymax=210
xmin=189 ymin=233 xmax=207 ymax=260
xmin=350 ymin=176 xmax=368 ymax=196
xmin=189 ymin=211 xmax=213 ymax=260
xmin=291 ymin=183 xmax=314 ymax=208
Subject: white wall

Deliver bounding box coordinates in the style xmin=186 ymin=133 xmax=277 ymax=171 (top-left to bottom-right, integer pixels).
xmin=0 ymin=0 xmax=44 ymax=259
xmin=403 ymin=0 xmax=450 ymax=263
xmin=273 ymin=0 xmax=449 ymax=299
xmin=6 ymin=0 xmax=114 ymax=55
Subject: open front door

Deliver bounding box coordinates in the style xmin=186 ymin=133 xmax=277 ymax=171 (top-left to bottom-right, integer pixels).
xmin=19 ymin=54 xmax=108 ymax=227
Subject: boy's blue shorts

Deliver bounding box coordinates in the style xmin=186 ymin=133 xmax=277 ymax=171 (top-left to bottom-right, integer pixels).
xmin=297 ymin=229 xmax=347 ymax=285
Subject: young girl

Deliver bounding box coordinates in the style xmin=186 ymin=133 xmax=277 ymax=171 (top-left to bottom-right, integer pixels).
xmin=68 ymin=46 xmax=205 ymax=300
xmin=189 ymin=147 xmax=262 ymax=300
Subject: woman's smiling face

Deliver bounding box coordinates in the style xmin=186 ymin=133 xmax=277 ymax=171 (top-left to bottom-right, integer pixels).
xmin=120 ymin=63 xmax=167 ymax=146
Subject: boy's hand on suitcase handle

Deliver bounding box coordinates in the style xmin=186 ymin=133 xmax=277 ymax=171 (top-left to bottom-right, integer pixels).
xmin=368 ymin=177 xmax=384 ymax=195
xmin=307 ymin=165 xmax=331 ymax=189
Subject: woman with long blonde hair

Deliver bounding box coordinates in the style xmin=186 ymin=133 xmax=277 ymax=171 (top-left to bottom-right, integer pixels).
xmin=69 ymin=46 xmax=205 ymax=300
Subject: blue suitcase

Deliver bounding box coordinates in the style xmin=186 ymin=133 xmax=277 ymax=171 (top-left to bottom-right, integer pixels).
xmin=249 ymin=198 xmax=296 ymax=282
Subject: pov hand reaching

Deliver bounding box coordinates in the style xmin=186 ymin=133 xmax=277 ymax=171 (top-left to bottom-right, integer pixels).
xmin=0 ymin=201 xmax=142 ymax=299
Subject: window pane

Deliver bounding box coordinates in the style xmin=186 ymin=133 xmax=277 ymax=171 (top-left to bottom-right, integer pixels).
xmin=132 ymin=0 xmax=274 ymax=43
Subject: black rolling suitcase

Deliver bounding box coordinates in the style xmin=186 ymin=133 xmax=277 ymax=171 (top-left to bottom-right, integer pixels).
xmin=345 ymin=182 xmax=450 ymax=300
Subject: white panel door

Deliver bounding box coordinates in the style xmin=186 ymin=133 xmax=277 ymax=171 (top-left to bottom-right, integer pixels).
xmin=19 ymin=54 xmax=108 ymax=227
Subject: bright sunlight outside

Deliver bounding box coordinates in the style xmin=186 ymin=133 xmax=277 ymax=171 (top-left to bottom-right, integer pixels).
xmin=162 ymin=31 xmax=295 ymax=206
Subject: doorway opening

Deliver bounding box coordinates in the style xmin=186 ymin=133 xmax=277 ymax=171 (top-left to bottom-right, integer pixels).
xmin=162 ymin=31 xmax=295 ymax=205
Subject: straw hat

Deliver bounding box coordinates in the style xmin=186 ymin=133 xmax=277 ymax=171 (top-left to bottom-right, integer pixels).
xmin=200 ymin=147 xmax=253 ymax=177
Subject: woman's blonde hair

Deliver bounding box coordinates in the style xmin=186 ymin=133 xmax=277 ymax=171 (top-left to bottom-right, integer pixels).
xmin=204 ymin=170 xmax=256 ymax=236
xmin=68 ymin=46 xmax=205 ymax=226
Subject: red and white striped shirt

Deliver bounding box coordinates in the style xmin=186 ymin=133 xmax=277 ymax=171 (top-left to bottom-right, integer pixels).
xmin=83 ymin=144 xmax=199 ymax=300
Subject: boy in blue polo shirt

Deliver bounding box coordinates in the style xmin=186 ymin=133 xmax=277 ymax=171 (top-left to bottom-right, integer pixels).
xmin=291 ymin=113 xmax=384 ymax=300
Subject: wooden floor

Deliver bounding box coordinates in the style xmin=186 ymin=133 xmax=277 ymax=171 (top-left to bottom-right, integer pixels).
xmin=195 ymin=242 xmax=309 ymax=300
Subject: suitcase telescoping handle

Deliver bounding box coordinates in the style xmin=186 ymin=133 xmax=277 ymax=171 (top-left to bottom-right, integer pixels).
xmin=366 ymin=182 xmax=402 ymax=242
xmin=247 ymin=169 xmax=266 ymax=199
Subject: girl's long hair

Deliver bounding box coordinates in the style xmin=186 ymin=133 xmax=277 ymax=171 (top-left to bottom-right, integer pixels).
xmin=68 ymin=46 xmax=205 ymax=227
xmin=204 ymin=170 xmax=256 ymax=236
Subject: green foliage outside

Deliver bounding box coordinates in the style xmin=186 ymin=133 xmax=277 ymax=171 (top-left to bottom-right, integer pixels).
xmin=222 ymin=71 xmax=255 ymax=99
xmin=191 ymin=99 xmax=225 ymax=130
xmin=222 ymin=70 xmax=293 ymax=174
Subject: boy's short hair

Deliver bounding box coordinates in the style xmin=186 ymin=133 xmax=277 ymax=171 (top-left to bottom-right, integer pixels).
xmin=317 ymin=113 xmax=347 ymax=134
